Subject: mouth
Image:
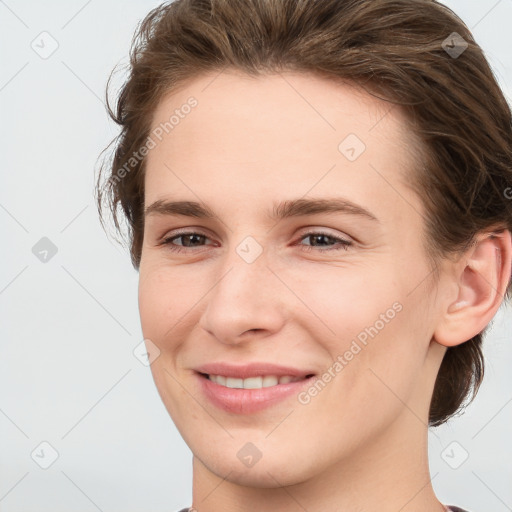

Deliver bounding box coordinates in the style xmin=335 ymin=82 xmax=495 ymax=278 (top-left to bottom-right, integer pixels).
xmin=195 ymin=371 xmax=317 ymax=414
xmin=197 ymin=372 xmax=316 ymax=389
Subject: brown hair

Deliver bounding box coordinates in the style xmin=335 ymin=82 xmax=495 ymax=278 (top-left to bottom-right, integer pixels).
xmin=95 ymin=0 xmax=512 ymax=426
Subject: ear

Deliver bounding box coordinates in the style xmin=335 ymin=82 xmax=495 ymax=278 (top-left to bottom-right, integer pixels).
xmin=434 ymin=229 xmax=512 ymax=347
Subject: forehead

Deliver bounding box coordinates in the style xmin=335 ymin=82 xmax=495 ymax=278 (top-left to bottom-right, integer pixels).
xmin=149 ymin=69 xmax=414 ymax=151
xmin=144 ymin=70 xmax=423 ymax=223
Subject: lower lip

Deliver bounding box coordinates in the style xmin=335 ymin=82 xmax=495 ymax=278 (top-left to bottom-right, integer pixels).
xmin=196 ymin=373 xmax=316 ymax=414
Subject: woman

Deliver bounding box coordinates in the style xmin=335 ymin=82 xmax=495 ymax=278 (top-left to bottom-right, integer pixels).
xmin=96 ymin=0 xmax=512 ymax=510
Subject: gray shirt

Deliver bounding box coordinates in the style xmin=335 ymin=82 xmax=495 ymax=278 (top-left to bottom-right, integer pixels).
xmin=178 ymin=507 xmax=470 ymax=511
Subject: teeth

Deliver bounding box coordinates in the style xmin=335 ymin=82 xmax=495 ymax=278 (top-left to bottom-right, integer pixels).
xmin=208 ymin=374 xmax=304 ymax=389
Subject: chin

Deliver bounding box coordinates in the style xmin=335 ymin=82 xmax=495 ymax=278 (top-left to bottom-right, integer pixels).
xmin=197 ymin=444 xmax=316 ymax=488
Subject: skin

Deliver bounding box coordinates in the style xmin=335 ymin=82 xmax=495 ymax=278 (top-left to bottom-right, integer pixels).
xmin=138 ymin=70 xmax=511 ymax=512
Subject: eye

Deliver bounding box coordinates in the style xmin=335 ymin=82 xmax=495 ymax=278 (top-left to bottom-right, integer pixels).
xmin=158 ymin=229 xmax=353 ymax=254
xmin=297 ymin=231 xmax=352 ymax=252
xmin=160 ymin=231 xmax=215 ymax=253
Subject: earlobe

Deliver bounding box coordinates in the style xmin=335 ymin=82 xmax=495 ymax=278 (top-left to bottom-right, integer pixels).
xmin=434 ymin=229 xmax=512 ymax=347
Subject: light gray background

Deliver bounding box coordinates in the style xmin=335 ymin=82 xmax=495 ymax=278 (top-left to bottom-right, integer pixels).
xmin=1 ymin=1 xmax=511 ymax=511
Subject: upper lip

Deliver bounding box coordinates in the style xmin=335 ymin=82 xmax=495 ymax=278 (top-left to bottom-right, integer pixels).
xmin=195 ymin=362 xmax=316 ymax=379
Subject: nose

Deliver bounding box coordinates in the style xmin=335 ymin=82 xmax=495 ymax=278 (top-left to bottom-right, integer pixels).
xmin=198 ymin=242 xmax=286 ymax=345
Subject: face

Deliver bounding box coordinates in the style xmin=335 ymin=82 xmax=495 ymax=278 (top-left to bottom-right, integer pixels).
xmin=138 ymin=70 xmax=447 ymax=487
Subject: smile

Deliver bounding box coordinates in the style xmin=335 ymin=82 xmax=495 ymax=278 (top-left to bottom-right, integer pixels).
xmin=204 ymin=374 xmax=313 ymax=389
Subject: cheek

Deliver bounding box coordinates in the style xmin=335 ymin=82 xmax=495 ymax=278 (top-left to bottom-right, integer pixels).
xmin=138 ymin=269 xmax=165 ymax=338
xmin=285 ymin=261 xmax=403 ymax=345
xmin=288 ymin=261 xmax=428 ymax=399
xmin=138 ymin=264 xmax=199 ymax=340
xmin=138 ymin=265 xmax=200 ymax=422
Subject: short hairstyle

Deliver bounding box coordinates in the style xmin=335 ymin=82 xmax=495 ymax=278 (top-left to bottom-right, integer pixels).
xmin=95 ymin=0 xmax=512 ymax=426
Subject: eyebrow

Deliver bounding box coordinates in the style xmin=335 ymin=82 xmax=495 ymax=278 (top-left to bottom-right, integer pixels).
xmin=144 ymin=197 xmax=379 ymax=223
